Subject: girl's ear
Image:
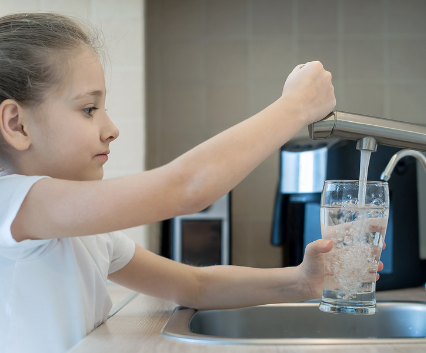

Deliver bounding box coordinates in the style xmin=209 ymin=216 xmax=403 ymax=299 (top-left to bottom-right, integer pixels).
xmin=0 ymin=99 xmax=31 ymax=151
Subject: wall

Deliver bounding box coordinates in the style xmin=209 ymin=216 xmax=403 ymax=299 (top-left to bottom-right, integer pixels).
xmin=146 ymin=0 xmax=426 ymax=267
xmin=0 ymin=0 xmax=149 ymax=248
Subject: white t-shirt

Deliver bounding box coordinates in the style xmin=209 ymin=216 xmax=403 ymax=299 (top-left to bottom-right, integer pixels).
xmin=0 ymin=174 xmax=136 ymax=353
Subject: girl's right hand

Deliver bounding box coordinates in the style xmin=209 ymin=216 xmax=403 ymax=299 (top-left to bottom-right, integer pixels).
xmin=281 ymin=61 xmax=336 ymax=126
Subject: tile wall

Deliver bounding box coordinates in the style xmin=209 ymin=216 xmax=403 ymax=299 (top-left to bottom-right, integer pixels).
xmin=0 ymin=0 xmax=149 ymax=248
xmin=147 ymin=0 xmax=426 ymax=267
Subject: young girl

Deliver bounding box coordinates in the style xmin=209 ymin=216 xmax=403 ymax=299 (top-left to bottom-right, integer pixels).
xmin=0 ymin=12 xmax=383 ymax=353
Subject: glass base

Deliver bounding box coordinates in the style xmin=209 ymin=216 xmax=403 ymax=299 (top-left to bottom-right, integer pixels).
xmin=319 ymin=300 xmax=376 ymax=315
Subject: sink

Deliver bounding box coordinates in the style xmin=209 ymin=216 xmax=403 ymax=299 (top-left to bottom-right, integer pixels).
xmin=161 ymin=301 xmax=426 ymax=345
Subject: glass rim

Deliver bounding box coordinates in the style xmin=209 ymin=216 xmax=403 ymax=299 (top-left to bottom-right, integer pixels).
xmin=324 ymin=180 xmax=389 ymax=186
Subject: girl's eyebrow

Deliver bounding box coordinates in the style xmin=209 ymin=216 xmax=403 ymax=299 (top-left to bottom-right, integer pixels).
xmin=72 ymin=90 xmax=105 ymax=100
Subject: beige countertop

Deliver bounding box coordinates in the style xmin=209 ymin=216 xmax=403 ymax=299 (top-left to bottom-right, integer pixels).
xmin=70 ymin=286 xmax=426 ymax=353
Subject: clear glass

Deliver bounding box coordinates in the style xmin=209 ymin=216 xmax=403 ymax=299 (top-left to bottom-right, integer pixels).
xmin=319 ymin=180 xmax=389 ymax=315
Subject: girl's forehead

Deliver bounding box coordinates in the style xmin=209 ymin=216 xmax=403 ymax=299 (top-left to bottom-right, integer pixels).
xmin=61 ymin=48 xmax=106 ymax=101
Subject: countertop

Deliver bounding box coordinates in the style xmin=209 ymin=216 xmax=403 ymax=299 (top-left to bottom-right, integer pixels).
xmin=70 ymin=286 xmax=426 ymax=353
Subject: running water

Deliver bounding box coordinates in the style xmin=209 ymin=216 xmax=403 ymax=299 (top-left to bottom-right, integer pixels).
xmin=358 ymin=150 xmax=372 ymax=207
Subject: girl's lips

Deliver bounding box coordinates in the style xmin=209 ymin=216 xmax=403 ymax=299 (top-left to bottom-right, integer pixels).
xmin=95 ymin=154 xmax=108 ymax=161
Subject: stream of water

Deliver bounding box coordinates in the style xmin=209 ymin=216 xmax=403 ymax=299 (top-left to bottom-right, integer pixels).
xmin=358 ymin=149 xmax=372 ymax=207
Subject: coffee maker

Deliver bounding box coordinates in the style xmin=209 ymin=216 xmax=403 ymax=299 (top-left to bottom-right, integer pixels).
xmin=271 ymin=136 xmax=426 ymax=290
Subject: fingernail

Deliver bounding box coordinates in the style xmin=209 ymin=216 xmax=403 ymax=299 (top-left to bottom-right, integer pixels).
xmin=323 ymin=240 xmax=332 ymax=248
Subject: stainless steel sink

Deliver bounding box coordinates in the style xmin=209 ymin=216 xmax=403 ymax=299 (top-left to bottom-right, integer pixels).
xmin=161 ymin=301 xmax=426 ymax=345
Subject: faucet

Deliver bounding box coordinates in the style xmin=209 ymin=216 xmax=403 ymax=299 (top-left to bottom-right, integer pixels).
xmin=380 ymin=150 xmax=426 ymax=181
xmin=310 ymin=111 xmax=426 ymax=290
xmin=308 ymin=111 xmax=426 ymax=153
xmin=380 ymin=149 xmax=426 ymax=293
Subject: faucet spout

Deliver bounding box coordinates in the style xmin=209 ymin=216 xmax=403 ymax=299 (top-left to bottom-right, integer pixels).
xmin=356 ymin=137 xmax=378 ymax=152
xmin=380 ymin=150 xmax=426 ymax=181
xmin=309 ymin=111 xmax=426 ymax=152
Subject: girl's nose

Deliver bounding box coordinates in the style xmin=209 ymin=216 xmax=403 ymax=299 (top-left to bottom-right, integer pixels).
xmin=101 ymin=113 xmax=119 ymax=142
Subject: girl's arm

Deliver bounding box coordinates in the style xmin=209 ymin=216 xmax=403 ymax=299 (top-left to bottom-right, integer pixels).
xmin=12 ymin=61 xmax=335 ymax=241
xmin=109 ymin=238 xmax=385 ymax=309
xmin=107 ymin=243 xmax=310 ymax=309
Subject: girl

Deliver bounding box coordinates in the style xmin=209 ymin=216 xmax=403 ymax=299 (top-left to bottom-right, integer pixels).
xmin=0 ymin=12 xmax=382 ymax=353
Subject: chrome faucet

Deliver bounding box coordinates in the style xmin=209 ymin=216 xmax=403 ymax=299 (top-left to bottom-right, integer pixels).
xmin=308 ymin=111 xmax=426 ymax=153
xmin=310 ymin=112 xmax=426 ymax=290
xmin=380 ymin=150 xmax=426 ymax=181
xmin=380 ymin=149 xmax=426 ymax=293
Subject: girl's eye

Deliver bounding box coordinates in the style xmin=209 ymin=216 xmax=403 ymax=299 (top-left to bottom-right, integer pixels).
xmin=83 ymin=106 xmax=99 ymax=116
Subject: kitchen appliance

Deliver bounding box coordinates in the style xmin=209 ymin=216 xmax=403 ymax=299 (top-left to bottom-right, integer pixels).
xmin=161 ymin=193 xmax=231 ymax=266
xmin=271 ymin=137 xmax=426 ymax=290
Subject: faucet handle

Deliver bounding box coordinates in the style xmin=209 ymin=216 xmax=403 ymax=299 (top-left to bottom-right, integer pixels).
xmin=308 ymin=111 xmax=336 ymax=139
xmin=309 ymin=110 xmax=426 ymax=152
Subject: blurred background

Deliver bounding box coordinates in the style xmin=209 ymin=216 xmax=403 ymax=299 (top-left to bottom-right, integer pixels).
xmin=2 ymin=0 xmax=426 ymax=268
xmin=146 ymin=0 xmax=426 ymax=268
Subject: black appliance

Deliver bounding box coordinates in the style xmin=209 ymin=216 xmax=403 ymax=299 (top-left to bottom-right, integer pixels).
xmin=271 ymin=137 xmax=426 ymax=290
xmin=161 ymin=193 xmax=231 ymax=266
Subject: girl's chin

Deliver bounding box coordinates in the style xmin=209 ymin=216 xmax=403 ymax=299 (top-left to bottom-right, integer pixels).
xmin=83 ymin=166 xmax=104 ymax=181
xmin=93 ymin=169 xmax=104 ymax=181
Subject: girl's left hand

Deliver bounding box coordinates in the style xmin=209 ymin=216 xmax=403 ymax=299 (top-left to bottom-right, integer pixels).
xmin=297 ymin=239 xmax=385 ymax=301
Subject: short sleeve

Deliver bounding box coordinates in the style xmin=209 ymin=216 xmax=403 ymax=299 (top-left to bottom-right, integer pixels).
xmin=0 ymin=174 xmax=51 ymax=248
xmin=107 ymin=230 xmax=136 ymax=274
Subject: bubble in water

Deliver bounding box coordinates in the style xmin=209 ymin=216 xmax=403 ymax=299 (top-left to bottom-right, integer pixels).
xmin=327 ymin=236 xmax=376 ymax=300
xmin=322 ymin=203 xmax=387 ymax=300
xmin=372 ymin=198 xmax=383 ymax=206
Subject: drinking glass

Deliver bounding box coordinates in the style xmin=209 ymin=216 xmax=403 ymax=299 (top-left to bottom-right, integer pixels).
xmin=319 ymin=180 xmax=389 ymax=315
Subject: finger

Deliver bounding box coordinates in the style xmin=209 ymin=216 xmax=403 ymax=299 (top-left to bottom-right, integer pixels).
xmin=305 ymin=239 xmax=333 ymax=257
xmin=378 ymin=261 xmax=384 ymax=271
xmin=304 ymin=60 xmax=324 ymax=69
xmin=376 ymin=273 xmax=380 ymax=281
xmin=383 ymin=242 xmax=386 ymax=250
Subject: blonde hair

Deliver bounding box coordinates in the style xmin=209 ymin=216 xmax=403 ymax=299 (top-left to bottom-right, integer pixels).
xmin=0 ymin=12 xmax=105 ymax=173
